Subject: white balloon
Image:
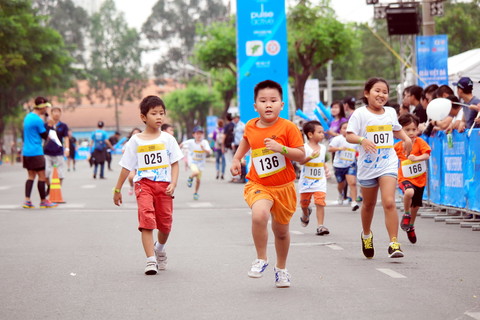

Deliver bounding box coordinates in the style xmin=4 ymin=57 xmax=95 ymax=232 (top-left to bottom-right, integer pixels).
xmin=427 ymin=98 xmax=452 ymax=121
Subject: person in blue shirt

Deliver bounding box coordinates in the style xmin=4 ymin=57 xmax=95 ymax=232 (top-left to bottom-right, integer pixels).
xmin=22 ymin=97 xmax=57 ymax=209
xmin=44 ymin=106 xmax=70 ymax=196
xmin=90 ymin=121 xmax=112 ymax=179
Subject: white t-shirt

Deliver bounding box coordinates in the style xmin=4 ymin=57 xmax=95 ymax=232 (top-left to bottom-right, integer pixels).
xmin=329 ymin=135 xmax=358 ymax=168
xmin=298 ymin=143 xmax=327 ymax=193
xmin=119 ymin=132 xmax=183 ymax=183
xmin=346 ymin=106 xmax=402 ymax=180
xmin=183 ymin=139 xmax=212 ymax=170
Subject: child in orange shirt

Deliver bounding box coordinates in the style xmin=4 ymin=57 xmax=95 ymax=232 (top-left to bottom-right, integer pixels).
xmin=230 ymin=80 xmax=305 ymax=288
xmin=394 ymin=114 xmax=431 ymax=243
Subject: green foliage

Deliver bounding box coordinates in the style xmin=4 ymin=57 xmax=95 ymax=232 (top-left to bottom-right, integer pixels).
xmin=288 ymin=1 xmax=353 ymax=110
xmin=142 ymin=0 xmax=228 ymax=79
xmin=87 ymin=0 xmax=147 ymax=131
xmin=163 ymin=84 xmax=221 ymax=137
xmin=0 ymin=0 xmax=74 ymax=137
xmin=435 ymin=0 xmax=480 ymax=56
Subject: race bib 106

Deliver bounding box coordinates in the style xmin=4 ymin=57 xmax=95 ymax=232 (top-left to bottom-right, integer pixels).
xmin=366 ymin=125 xmax=393 ymax=149
xmin=401 ymin=160 xmax=427 ymax=178
xmin=304 ymin=162 xmax=324 ymax=180
xmin=251 ymin=147 xmax=286 ymax=178
xmin=137 ymin=144 xmax=168 ymax=171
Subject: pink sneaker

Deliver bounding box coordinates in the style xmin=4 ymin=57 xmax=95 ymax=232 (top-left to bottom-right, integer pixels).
xmin=39 ymin=200 xmax=58 ymax=208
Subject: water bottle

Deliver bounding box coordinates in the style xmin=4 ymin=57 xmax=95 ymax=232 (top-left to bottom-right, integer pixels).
xmin=447 ymin=132 xmax=453 ymax=148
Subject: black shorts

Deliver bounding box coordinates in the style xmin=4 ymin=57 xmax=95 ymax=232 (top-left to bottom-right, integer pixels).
xmin=400 ymin=181 xmax=424 ymax=207
xmin=23 ymin=155 xmax=46 ymax=171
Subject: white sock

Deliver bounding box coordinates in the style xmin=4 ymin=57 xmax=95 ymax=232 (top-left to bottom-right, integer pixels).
xmin=147 ymin=256 xmax=156 ymax=263
xmin=362 ymin=232 xmax=372 ymax=239
xmin=155 ymin=242 xmax=165 ymax=252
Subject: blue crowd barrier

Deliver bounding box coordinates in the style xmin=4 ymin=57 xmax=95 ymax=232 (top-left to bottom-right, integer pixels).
xmin=424 ymin=129 xmax=480 ymax=214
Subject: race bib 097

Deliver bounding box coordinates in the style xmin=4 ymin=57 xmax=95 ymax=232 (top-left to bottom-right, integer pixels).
xmin=366 ymin=125 xmax=393 ymax=149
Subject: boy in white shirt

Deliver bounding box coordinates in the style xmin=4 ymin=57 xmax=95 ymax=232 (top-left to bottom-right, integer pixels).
xmin=180 ymin=126 xmax=212 ymax=200
xmin=298 ymin=120 xmax=331 ymax=235
xmin=113 ymin=96 xmax=183 ymax=275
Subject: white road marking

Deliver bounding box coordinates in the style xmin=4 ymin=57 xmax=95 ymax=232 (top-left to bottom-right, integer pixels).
xmin=465 ymin=312 xmax=480 ymax=320
xmin=326 ymin=244 xmax=344 ymax=250
xmin=188 ymin=202 xmax=213 ymax=208
xmin=0 ymin=205 xmax=20 ymax=209
xmin=376 ymin=268 xmax=406 ymax=279
xmin=81 ymin=184 xmax=96 ymax=189
xmin=290 ymin=242 xmax=336 ymax=247
xmin=58 ymin=203 xmax=86 ymax=209
xmin=0 ymin=186 xmax=10 ymax=191
xmin=290 ymin=230 xmax=304 ymax=235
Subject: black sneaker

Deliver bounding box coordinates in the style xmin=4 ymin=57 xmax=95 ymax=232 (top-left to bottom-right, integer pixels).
xmin=406 ymin=226 xmax=417 ymax=244
xmin=361 ymin=232 xmax=374 ymax=259
xmin=388 ymin=237 xmax=404 ymax=258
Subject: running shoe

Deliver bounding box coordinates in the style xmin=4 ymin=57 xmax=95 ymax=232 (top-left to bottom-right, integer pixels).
xmin=154 ymin=244 xmax=168 ymax=270
xmin=406 ymin=226 xmax=417 ymax=244
xmin=361 ymin=232 xmax=374 ymax=259
xmin=356 ymin=196 xmax=363 ymax=202
xmin=187 ymin=177 xmax=193 ymax=188
xmin=316 ymin=226 xmax=330 ymax=236
xmin=400 ymin=213 xmax=411 ymax=231
xmin=274 ymin=267 xmax=291 ymax=288
xmin=351 ymin=201 xmax=360 ymax=211
xmin=388 ymin=237 xmax=404 ymax=258
xmin=144 ymin=260 xmax=158 ymax=275
xmin=193 ymin=193 xmax=199 ymax=200
xmin=336 ymin=194 xmax=344 ymax=205
xmin=300 ymin=207 xmax=312 ymax=227
xmin=22 ymin=201 xmax=35 ymax=209
xmin=39 ymin=200 xmax=57 ymax=209
xmin=248 ymin=259 xmax=269 ymax=278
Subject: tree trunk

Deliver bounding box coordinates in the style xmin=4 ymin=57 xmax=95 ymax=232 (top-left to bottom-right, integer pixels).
xmin=222 ymin=89 xmax=235 ymax=119
xmin=293 ymin=70 xmax=311 ymax=111
xmin=113 ymin=97 xmax=120 ymax=132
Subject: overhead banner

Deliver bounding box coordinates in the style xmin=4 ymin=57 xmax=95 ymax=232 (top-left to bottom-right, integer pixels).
xmin=236 ymin=0 xmax=289 ymax=123
xmin=416 ymin=34 xmax=448 ymax=86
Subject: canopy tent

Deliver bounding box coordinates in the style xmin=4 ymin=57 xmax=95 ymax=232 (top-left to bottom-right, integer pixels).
xmin=448 ymin=48 xmax=480 ymax=96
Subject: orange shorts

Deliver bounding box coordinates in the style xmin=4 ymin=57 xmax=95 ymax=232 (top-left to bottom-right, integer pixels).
xmin=135 ymin=179 xmax=173 ymax=233
xmin=244 ymin=181 xmax=297 ymax=225
xmin=300 ymin=192 xmax=326 ymax=208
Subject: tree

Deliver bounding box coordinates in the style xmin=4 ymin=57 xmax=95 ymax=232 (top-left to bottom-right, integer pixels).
xmin=193 ymin=18 xmax=237 ymax=117
xmin=142 ymin=0 xmax=228 ymax=81
xmin=87 ymin=0 xmax=147 ymax=132
xmin=288 ymin=1 xmax=353 ymax=110
xmin=163 ymin=84 xmax=221 ymax=137
xmin=0 ymin=0 xmax=73 ymax=138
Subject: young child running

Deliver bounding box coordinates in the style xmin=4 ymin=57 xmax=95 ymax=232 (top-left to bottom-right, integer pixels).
xmin=328 ymin=121 xmax=360 ymax=211
xmin=394 ymin=114 xmax=431 ymax=244
xmin=346 ymin=77 xmax=412 ymax=259
xmin=230 ymin=80 xmax=305 ymax=288
xmin=180 ymin=126 xmax=212 ymax=200
xmin=113 ymin=96 xmax=183 ymax=275
xmin=298 ymin=120 xmax=331 ymax=235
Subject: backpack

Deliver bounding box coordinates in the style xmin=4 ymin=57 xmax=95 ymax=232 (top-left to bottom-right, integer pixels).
xmin=214 ymin=129 xmax=225 ymax=149
xmin=223 ymin=123 xmax=235 ymax=148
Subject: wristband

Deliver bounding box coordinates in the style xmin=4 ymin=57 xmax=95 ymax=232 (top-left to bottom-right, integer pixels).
xmin=113 ymin=188 xmax=121 ymax=194
xmin=65 ymin=148 xmax=70 ymax=151
xmin=281 ymin=145 xmax=288 ymax=155
xmin=359 ymin=137 xmax=365 ymax=145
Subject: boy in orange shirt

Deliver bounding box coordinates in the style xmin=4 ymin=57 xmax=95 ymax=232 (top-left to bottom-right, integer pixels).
xmin=394 ymin=114 xmax=431 ymax=244
xmin=230 ymin=80 xmax=305 ymax=288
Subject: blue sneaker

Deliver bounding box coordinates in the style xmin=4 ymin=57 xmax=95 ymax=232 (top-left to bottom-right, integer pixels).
xmin=193 ymin=193 xmax=199 ymax=200
xmin=187 ymin=177 xmax=193 ymax=188
xmin=248 ymin=259 xmax=268 ymax=278
xmin=22 ymin=201 xmax=35 ymax=209
xmin=39 ymin=200 xmax=57 ymax=209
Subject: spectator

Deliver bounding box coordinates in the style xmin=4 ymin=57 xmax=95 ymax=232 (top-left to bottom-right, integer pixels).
xmin=232 ymin=114 xmax=246 ymax=183
xmin=223 ymin=113 xmax=235 ymax=180
xmin=455 ymin=77 xmax=480 ymax=129
xmin=326 ymin=100 xmax=347 ymax=139
xmin=343 ymin=96 xmax=356 ymax=119
xmin=67 ymin=130 xmax=77 ymax=172
xmin=90 ymin=121 xmax=112 ymax=179
xmin=436 ymin=85 xmax=454 ymax=98
xmin=106 ymin=131 xmax=121 ymax=171
xmin=161 ymin=124 xmax=175 ymax=136
xmin=212 ymin=119 xmax=226 ymax=180
xmin=408 ymin=85 xmax=428 ymax=123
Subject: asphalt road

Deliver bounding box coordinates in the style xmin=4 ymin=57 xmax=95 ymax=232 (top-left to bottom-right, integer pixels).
xmin=0 ymin=156 xmax=479 ymax=320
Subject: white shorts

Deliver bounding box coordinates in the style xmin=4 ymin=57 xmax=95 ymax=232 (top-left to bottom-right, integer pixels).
xmin=45 ymin=155 xmax=66 ymax=179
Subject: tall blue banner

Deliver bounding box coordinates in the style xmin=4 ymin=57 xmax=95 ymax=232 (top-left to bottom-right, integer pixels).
xmin=442 ymin=131 xmax=467 ymax=208
xmin=428 ymin=134 xmax=443 ymax=205
xmin=236 ymin=0 xmax=289 ymax=123
xmin=416 ymin=35 xmax=448 ymax=86
xmin=466 ymin=129 xmax=480 ymax=212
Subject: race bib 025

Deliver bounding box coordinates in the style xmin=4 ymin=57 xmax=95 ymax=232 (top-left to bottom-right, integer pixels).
xmin=251 ymin=147 xmax=286 ymax=178
xmin=137 ymin=144 xmax=168 ymax=171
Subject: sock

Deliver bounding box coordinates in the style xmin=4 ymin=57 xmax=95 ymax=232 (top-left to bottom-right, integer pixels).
xmin=155 ymin=242 xmax=165 ymax=252
xmin=404 ymin=211 xmax=411 ymax=216
xmin=362 ymin=232 xmax=372 ymax=239
xmin=38 ymin=181 xmax=46 ymax=200
xmin=146 ymin=256 xmax=156 ymax=263
xmin=25 ymin=180 xmax=34 ymax=198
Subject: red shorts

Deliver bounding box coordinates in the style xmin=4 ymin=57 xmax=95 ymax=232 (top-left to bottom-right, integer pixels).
xmin=135 ymin=179 xmax=173 ymax=233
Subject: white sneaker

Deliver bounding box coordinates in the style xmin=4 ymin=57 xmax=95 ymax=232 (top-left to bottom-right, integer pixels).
xmin=248 ymin=259 xmax=269 ymax=278
xmin=144 ymin=260 xmax=158 ymax=275
xmin=274 ymin=267 xmax=291 ymax=288
xmin=351 ymin=201 xmax=360 ymax=211
xmin=336 ymin=194 xmax=344 ymax=205
xmin=154 ymin=242 xmax=168 ymax=270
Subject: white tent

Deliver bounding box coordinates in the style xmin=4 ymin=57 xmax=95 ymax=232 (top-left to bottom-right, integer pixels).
xmin=448 ymin=48 xmax=480 ymax=96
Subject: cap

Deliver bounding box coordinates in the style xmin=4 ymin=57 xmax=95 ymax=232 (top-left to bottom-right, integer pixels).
xmin=193 ymin=126 xmax=204 ymax=133
xmin=34 ymin=102 xmax=52 ymax=109
xmin=454 ymin=77 xmax=473 ymax=91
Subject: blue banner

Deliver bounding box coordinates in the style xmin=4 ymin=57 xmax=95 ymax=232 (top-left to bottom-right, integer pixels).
xmin=416 ymin=35 xmax=448 ymax=86
xmin=236 ymin=0 xmax=289 ymax=123
xmin=441 ymin=131 xmax=467 ymax=207
xmin=427 ymin=134 xmax=443 ymax=205
xmin=466 ymin=129 xmax=480 ymax=211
